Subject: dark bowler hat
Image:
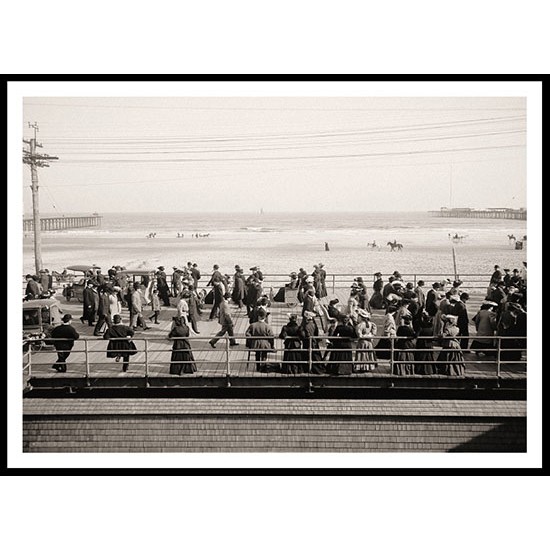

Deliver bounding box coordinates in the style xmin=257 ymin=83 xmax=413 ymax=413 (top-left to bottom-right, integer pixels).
xmin=62 ymin=313 xmax=72 ymax=322
xmin=235 ymin=265 xmax=241 ymax=269
xmin=374 ymin=272 xmax=382 ymax=277
xmin=432 ymin=282 xmax=441 ymax=288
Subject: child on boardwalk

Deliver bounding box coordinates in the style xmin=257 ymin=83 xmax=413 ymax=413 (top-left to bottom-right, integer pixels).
xmin=149 ymin=289 xmax=161 ymax=324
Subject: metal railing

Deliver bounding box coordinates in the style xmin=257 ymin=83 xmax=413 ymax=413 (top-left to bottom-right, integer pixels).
xmin=23 ymin=272 xmax=513 ymax=297
xmin=22 ymin=335 xmax=527 ymax=387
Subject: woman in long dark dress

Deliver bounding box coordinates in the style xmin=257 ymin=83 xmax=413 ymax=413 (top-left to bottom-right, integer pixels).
xmin=436 ymin=315 xmax=465 ymax=376
xmin=369 ymin=272 xmax=385 ymax=310
xmin=168 ymin=316 xmax=197 ymax=375
xmin=394 ymin=314 xmax=416 ymax=375
xmin=415 ymin=310 xmax=436 ymax=375
xmin=279 ymin=314 xmax=305 ymax=374
xmin=299 ymin=310 xmax=325 ymax=374
xmin=103 ymin=314 xmax=137 ymax=372
xmin=327 ymin=315 xmax=355 ymax=375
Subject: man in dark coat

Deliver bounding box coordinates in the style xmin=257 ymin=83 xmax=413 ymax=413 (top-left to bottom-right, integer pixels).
xmin=208 ymin=264 xmax=224 ymax=287
xmin=93 ymin=286 xmax=112 ymax=336
xmin=49 ymin=314 xmax=80 ymax=372
xmin=450 ymin=292 xmax=470 ymax=350
xmin=425 ymin=282 xmax=442 ymax=317
xmin=209 ymin=280 xmax=225 ymax=320
xmin=190 ymin=263 xmax=201 ymax=289
xmin=245 ymin=278 xmax=262 ymax=318
xmin=82 ymin=281 xmax=98 ymax=326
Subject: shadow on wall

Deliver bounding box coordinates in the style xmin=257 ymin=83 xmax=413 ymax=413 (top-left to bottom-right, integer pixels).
xmin=449 ymin=419 xmax=526 ymax=452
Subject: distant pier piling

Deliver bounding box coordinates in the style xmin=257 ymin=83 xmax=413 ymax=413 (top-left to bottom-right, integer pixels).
xmin=23 ymin=214 xmax=102 ymax=232
xmin=429 ymin=208 xmax=526 ymax=220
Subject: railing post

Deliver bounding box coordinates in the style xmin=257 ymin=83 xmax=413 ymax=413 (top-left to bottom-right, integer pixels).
xmin=225 ymin=336 xmax=231 ymax=387
xmin=307 ymin=337 xmax=313 ymax=393
xmin=332 ymin=274 xmax=335 ymax=294
xmin=84 ymin=339 xmax=90 ymax=386
xmin=496 ymin=337 xmax=501 ymax=379
xmin=144 ymin=339 xmax=150 ymax=387
xmin=390 ymin=337 xmax=394 ymax=376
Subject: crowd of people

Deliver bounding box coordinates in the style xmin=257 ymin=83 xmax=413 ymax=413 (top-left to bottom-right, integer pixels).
xmin=25 ymin=260 xmax=528 ymax=377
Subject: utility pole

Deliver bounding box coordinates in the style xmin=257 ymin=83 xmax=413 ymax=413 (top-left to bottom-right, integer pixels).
xmin=23 ymin=123 xmax=58 ymax=275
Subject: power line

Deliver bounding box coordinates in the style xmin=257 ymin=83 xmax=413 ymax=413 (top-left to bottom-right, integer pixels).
xmin=34 ymin=115 xmax=525 ymax=144
xmin=48 ymin=129 xmax=525 ymax=156
xmin=54 ymin=143 xmax=525 ymax=165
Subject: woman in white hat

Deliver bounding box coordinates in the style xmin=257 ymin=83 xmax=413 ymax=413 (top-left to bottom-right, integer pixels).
xmin=354 ymin=309 xmax=378 ymax=372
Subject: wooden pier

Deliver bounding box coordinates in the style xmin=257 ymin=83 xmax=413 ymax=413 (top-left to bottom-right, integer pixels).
xmin=23 ymin=214 xmax=102 ymax=232
xmin=430 ymin=207 xmax=526 ymax=220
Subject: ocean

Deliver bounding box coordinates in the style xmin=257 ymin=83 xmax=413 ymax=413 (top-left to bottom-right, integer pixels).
xmin=22 ymin=211 xmax=527 ymax=277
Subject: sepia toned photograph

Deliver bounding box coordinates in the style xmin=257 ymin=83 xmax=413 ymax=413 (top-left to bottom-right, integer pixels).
xmin=12 ymin=81 xmax=540 ymax=463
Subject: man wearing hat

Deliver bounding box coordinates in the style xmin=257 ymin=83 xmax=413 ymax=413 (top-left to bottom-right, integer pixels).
xmin=81 ymin=280 xmax=98 ymax=326
xmin=49 ymin=314 xmax=80 ymax=372
xmin=190 ymin=263 xmax=201 ymax=289
xmin=425 ymin=282 xmax=441 ymax=317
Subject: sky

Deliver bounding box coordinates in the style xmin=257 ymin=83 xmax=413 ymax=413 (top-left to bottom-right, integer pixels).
xmin=21 ymin=95 xmax=526 ymax=214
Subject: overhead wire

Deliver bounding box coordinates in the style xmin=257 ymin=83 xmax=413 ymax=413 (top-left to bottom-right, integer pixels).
xmin=36 ymin=115 xmax=525 ymax=144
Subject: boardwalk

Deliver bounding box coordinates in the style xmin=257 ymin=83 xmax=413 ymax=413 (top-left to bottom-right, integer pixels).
xmin=24 ymin=286 xmax=526 ymax=386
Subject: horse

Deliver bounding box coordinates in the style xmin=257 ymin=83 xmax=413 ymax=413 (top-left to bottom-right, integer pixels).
xmin=452 ymin=234 xmax=466 ymax=243
xmin=387 ymin=241 xmax=403 ymax=251
xmin=367 ymin=241 xmax=381 ymax=250
xmin=507 ymin=234 xmax=516 ymax=244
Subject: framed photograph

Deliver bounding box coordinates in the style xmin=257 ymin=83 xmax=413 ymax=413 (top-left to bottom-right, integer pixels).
xmin=8 ymin=77 xmax=542 ymax=471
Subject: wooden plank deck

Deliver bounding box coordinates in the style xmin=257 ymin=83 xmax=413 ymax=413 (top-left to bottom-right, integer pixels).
xmin=25 ymin=288 xmax=526 ymax=384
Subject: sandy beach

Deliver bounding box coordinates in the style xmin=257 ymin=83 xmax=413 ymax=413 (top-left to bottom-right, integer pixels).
xmin=22 ymin=211 xmax=527 ymax=279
